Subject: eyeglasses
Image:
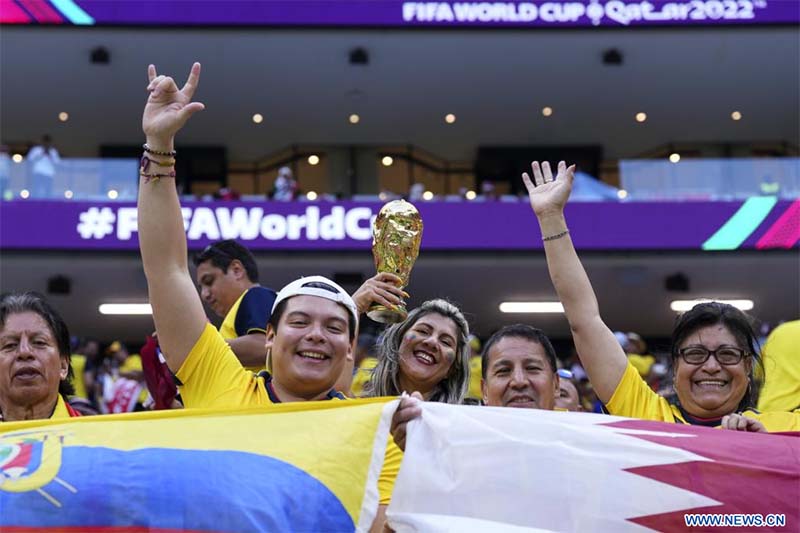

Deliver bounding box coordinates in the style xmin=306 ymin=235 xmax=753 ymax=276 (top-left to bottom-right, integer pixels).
xmin=677 ymin=346 xmax=749 ymax=366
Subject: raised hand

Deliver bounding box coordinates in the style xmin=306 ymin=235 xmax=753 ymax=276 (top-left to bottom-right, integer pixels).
xmin=351 ymin=272 xmax=408 ymax=315
xmin=522 ymin=160 xmax=576 ymax=218
xmin=142 ymin=63 xmax=205 ymax=148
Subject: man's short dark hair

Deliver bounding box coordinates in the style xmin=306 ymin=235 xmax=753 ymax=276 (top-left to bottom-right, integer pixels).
xmin=193 ymin=240 xmax=259 ymax=283
xmin=481 ymin=324 xmax=558 ymax=379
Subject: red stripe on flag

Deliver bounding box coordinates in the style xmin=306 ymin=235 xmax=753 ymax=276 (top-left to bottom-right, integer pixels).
xmin=4 ymin=442 xmax=33 ymax=470
xmin=16 ymin=0 xmax=63 ymax=23
xmin=605 ymin=419 xmax=799 ymax=532
xmin=0 ymin=0 xmax=34 ymax=23
xmin=756 ymin=199 xmax=800 ymax=249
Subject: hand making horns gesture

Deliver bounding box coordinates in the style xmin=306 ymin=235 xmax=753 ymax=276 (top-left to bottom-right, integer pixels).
xmin=142 ymin=62 xmax=205 ymax=148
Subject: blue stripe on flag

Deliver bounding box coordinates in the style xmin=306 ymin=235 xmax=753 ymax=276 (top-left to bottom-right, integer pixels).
xmin=1 ymin=446 xmax=353 ymax=532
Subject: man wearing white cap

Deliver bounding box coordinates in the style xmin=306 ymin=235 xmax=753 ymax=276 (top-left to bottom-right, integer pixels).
xmin=137 ymin=64 xmax=399 ymax=529
xmin=135 ymin=62 xmax=360 ymax=406
xmin=175 ymin=275 xmax=358 ymax=408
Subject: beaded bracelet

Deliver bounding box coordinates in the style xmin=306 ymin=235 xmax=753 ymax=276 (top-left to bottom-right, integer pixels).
xmin=542 ymin=229 xmax=569 ymax=242
xmin=143 ymin=143 xmax=177 ymax=156
xmin=140 ymin=154 xmax=176 ymax=173
xmin=140 ymin=170 xmax=176 ymax=184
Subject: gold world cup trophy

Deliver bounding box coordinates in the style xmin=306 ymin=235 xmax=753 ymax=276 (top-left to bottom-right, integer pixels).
xmin=367 ymin=199 xmax=424 ymax=323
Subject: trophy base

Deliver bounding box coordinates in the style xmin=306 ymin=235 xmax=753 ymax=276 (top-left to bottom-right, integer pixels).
xmin=367 ymin=304 xmax=408 ymax=324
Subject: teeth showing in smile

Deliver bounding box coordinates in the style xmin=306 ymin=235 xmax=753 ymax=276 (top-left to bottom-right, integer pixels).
xmin=414 ymin=351 xmax=434 ymax=365
xmin=298 ymin=351 xmax=327 ymax=360
xmin=696 ymin=380 xmax=726 ymax=387
xmin=509 ymin=396 xmax=534 ymax=404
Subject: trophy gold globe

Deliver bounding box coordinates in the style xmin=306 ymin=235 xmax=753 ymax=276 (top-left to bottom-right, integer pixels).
xmin=367 ymin=199 xmax=423 ymax=323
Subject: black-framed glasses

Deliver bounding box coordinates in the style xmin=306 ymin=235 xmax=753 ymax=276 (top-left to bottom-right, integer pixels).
xmin=677 ymin=346 xmax=749 ymax=366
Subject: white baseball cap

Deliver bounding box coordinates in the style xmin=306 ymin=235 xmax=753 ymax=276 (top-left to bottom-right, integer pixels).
xmin=271 ymin=275 xmax=359 ymax=329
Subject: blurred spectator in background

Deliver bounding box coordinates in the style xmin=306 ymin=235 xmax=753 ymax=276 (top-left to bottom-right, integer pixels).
xmin=73 ymin=338 xmax=100 ymax=405
xmin=615 ymin=330 xmax=657 ymax=383
xmin=561 ymin=347 xmax=601 ymax=412
xmin=408 ymin=182 xmax=425 ymax=202
xmin=216 ymin=186 xmax=240 ymax=201
xmin=0 ymin=145 xmax=10 ymax=200
xmin=346 ymin=332 xmax=378 ymax=398
xmin=272 ymin=166 xmax=297 ymax=201
xmin=27 ymin=134 xmax=60 ymax=198
xmin=554 ymin=369 xmax=583 ymax=412
xmin=466 ymin=334 xmax=483 ymax=403
xmin=140 ymin=332 xmax=182 ymax=410
xmin=95 ymin=341 xmax=148 ymax=414
xmin=193 ymin=240 xmax=277 ymax=372
xmin=758 ymin=320 xmax=800 ymax=412
xmin=69 ymin=343 xmax=89 ymax=401
xmin=480 ymin=180 xmax=497 ymax=200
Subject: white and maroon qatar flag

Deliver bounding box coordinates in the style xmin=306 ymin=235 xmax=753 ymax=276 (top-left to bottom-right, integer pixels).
xmin=387 ymin=404 xmax=798 ymax=532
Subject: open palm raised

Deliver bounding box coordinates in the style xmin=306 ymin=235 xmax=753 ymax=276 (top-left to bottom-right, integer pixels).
xmin=142 ymin=62 xmax=205 ymax=145
xmin=522 ymin=160 xmax=576 ymax=218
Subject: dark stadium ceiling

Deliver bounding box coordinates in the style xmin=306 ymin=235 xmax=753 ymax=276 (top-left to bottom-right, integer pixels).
xmin=1 ymin=25 xmax=798 ymax=161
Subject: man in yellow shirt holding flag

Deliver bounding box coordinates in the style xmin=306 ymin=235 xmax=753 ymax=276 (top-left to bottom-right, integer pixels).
xmin=136 ymin=62 xmax=401 ymax=531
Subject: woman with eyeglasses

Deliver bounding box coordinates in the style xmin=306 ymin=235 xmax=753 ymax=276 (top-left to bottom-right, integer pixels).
xmin=521 ymin=160 xmax=798 ymax=432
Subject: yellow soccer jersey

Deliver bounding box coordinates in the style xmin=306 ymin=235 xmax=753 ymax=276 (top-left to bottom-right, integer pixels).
xmin=177 ymin=323 xmax=274 ymax=409
xmin=607 ymin=361 xmax=797 ymax=432
xmin=350 ymin=357 xmax=378 ymax=398
xmin=379 ymin=438 xmax=403 ymax=505
xmin=51 ymin=394 xmax=74 ymax=419
xmin=758 ymin=320 xmax=800 ymax=412
xmin=177 ymin=324 xmax=400 ymax=506
xmin=70 ymin=354 xmax=88 ymax=399
xmin=219 ymin=287 xmax=276 ymax=373
xmin=467 ymin=356 xmax=482 ymax=400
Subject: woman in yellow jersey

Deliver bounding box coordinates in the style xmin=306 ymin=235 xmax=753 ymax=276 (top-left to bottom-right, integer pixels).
xmin=521 ymin=160 xmax=797 ymax=433
xmin=352 ymin=282 xmax=471 ymax=532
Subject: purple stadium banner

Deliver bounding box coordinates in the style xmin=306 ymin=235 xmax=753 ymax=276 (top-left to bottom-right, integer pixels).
xmin=1 ymin=200 xmax=797 ymax=251
xmin=2 ymin=0 xmax=797 ymax=27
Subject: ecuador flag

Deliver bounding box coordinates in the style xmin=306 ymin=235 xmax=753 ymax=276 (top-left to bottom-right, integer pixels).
xmin=0 ymin=398 xmax=395 ymax=532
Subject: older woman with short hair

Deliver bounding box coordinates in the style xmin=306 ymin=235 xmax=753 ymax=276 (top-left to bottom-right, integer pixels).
xmin=0 ymin=292 xmax=81 ymax=421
